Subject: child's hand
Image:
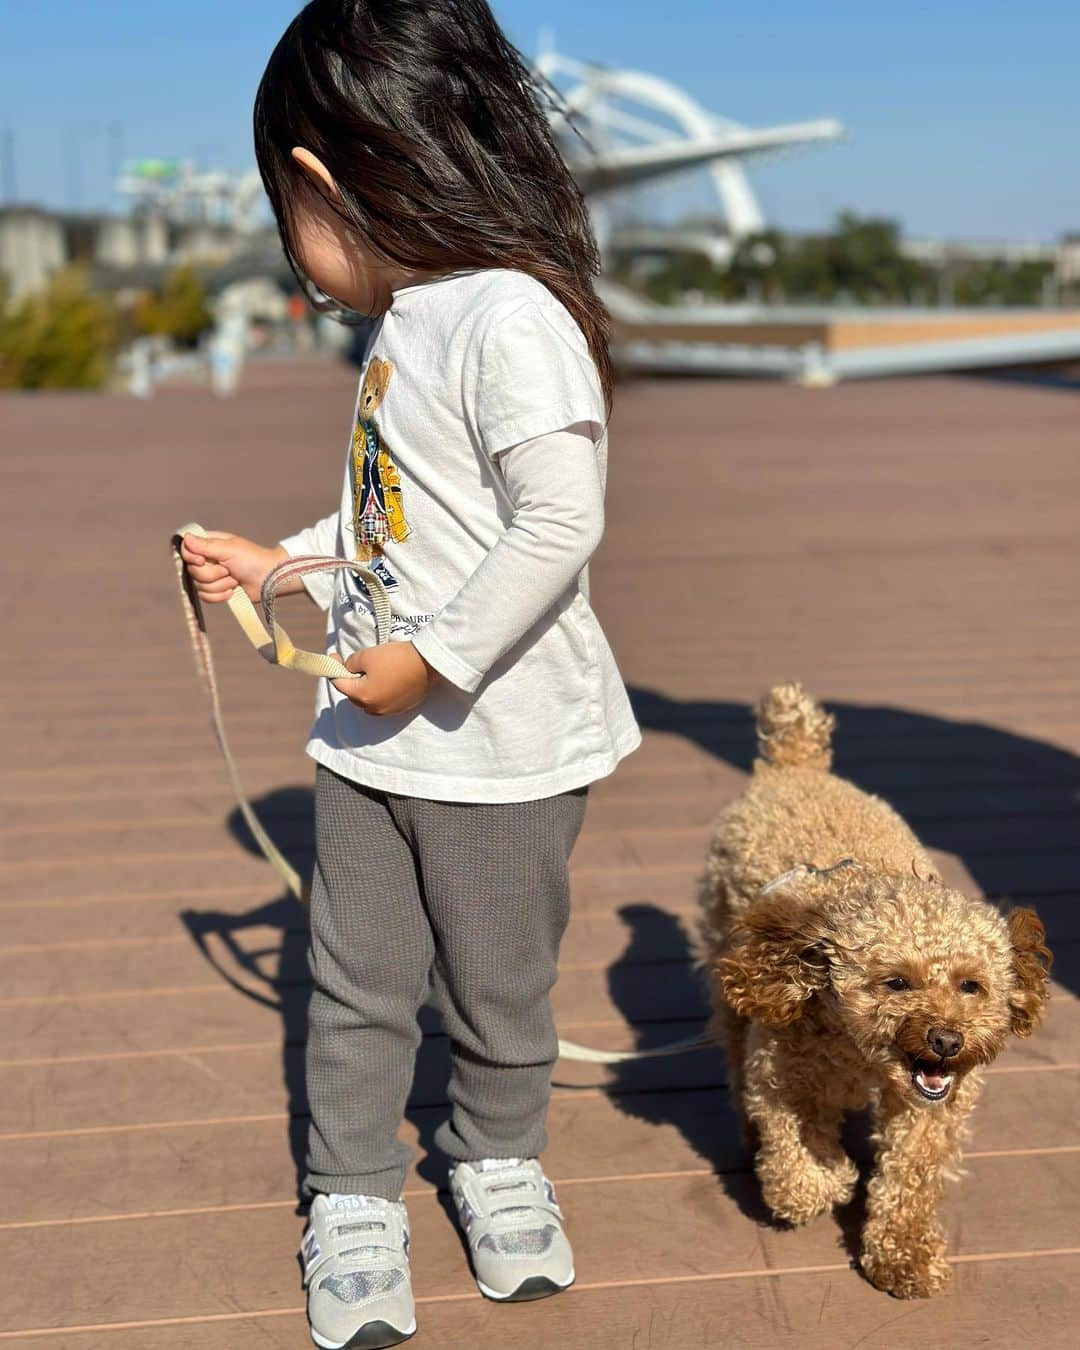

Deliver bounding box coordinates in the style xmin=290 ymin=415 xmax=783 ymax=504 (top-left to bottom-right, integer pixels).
xmin=181 ymin=531 xmax=289 ymax=604
xmin=332 ymin=643 xmax=437 ymax=716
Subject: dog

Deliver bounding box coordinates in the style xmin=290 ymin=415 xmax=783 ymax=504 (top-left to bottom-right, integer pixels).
xmin=698 ymin=684 xmax=1052 ymax=1299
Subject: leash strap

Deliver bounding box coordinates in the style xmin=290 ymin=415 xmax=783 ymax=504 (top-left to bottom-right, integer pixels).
xmin=552 ymin=1031 xmax=710 ymax=1064
xmin=171 ymin=523 xmax=393 ymax=904
xmin=172 ymin=523 xmax=708 ymax=1065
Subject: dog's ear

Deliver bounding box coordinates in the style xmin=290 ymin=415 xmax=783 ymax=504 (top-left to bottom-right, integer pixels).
xmin=1006 ymin=908 xmax=1052 ymax=1037
xmin=717 ymin=893 xmax=829 ymax=1027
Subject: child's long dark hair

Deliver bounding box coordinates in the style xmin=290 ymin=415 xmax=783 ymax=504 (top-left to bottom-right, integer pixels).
xmin=254 ymin=0 xmax=613 ymax=412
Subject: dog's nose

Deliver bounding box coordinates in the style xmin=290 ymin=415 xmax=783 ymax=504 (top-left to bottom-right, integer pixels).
xmin=926 ymin=1026 xmax=964 ymax=1059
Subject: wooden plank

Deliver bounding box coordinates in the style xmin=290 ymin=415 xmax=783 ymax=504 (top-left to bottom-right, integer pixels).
xmin=1 ymin=1157 xmax=1078 ymax=1335
xmin=3 ymin=1256 xmax=1079 ymax=1349
xmin=1 ymin=986 xmax=1074 ymax=1137
xmin=2 ymin=1058 xmax=1076 ymax=1229
xmin=10 ymin=803 xmax=1080 ymax=878
xmin=0 ymin=853 xmax=705 ymax=906
xmin=0 ymin=891 xmax=697 ymax=956
xmin=10 ymin=859 xmax=1080 ymax=957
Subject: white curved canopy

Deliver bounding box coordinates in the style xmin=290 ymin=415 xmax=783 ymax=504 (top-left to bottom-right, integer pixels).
xmin=535 ymin=43 xmax=843 ymax=240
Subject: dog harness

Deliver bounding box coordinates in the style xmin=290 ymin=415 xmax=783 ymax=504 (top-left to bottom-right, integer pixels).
xmin=760 ymin=858 xmax=859 ymax=894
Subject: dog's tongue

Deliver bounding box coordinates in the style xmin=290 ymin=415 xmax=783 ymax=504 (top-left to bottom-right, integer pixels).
xmin=914 ymin=1058 xmax=952 ymax=1092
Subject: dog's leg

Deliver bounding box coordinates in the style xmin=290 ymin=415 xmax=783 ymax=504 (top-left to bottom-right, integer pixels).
xmin=861 ymin=1093 xmax=966 ymax=1298
xmin=746 ymin=1043 xmax=858 ymax=1225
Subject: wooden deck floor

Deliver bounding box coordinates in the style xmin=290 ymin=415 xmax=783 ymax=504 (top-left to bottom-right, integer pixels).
xmin=2 ymin=363 xmax=1078 ymax=1347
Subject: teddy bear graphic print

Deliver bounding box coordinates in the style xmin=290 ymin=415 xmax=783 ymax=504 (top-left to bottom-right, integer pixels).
xmin=342 ymin=355 xmax=433 ymax=642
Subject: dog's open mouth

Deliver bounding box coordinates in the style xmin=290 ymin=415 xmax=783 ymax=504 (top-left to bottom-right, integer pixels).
xmin=911 ymin=1057 xmax=954 ymax=1101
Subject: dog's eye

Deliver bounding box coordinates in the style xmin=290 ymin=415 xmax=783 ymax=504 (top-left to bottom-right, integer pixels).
xmin=959 ymin=979 xmax=982 ymax=995
xmin=883 ymin=976 xmax=910 ymax=992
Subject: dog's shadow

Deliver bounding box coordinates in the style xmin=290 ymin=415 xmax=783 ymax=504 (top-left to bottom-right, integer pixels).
xmin=599 ymin=900 xmax=878 ymax=1252
xmin=178 ymin=689 xmax=1080 ymax=1230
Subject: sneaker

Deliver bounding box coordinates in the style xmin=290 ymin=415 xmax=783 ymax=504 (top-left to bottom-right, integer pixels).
xmin=301 ymin=1194 xmax=416 ymax=1349
xmin=449 ymin=1158 xmax=575 ymax=1302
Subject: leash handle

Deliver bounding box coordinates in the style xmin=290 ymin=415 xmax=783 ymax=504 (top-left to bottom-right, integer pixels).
xmin=176 ymin=523 xmax=393 ymax=679
xmin=171 ymin=523 xmax=395 ymax=905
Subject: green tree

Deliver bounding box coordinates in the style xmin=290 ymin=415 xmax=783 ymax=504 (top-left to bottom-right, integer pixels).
xmin=640 ymin=250 xmax=728 ymax=305
xmin=626 ymin=214 xmax=938 ymax=308
xmin=781 ymin=213 xmax=932 ymax=304
xmin=136 ymin=264 xmax=214 ymax=346
xmin=953 ymin=260 xmax=1054 ymax=306
xmin=0 ymin=268 xmax=116 ymax=390
xmin=726 ymin=230 xmax=789 ymax=302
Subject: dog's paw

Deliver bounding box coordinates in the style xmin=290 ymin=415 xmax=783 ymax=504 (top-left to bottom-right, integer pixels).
xmin=759 ymin=1155 xmax=858 ymax=1226
xmin=861 ymin=1246 xmax=952 ymax=1299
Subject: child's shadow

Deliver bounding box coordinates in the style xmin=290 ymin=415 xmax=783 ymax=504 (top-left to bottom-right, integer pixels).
xmin=179 ymin=787 xmax=455 ymax=1207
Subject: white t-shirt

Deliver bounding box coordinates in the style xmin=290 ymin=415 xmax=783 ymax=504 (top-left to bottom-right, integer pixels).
xmin=279 ymin=268 xmax=641 ymax=802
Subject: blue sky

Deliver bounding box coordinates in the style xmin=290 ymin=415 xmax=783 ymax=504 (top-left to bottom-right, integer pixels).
xmin=1 ymin=1 xmax=1077 ymax=240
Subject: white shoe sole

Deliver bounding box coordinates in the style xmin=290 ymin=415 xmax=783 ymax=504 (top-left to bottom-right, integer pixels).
xmin=476 ymin=1269 xmax=575 ymax=1302
xmin=309 ymin=1317 xmax=416 ymax=1349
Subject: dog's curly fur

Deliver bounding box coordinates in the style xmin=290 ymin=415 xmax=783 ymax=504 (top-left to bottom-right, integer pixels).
xmin=699 ymin=684 xmax=1052 ymax=1299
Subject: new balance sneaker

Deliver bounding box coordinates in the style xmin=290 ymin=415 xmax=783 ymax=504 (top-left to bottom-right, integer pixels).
xmin=300 ymin=1194 xmax=416 ymax=1349
xmin=449 ymin=1158 xmax=575 ymax=1302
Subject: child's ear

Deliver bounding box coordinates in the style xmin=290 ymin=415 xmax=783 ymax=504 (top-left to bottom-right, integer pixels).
xmin=1006 ymin=908 xmax=1052 ymax=1037
xmin=717 ymin=893 xmax=830 ymax=1028
xmin=291 ymin=147 xmax=342 ymax=200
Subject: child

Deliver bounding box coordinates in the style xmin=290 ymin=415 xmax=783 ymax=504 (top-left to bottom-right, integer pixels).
xmin=181 ymin=2 xmax=640 ymax=1345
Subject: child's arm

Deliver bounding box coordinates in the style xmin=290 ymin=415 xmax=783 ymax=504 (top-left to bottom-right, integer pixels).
xmin=412 ymin=422 xmax=602 ymax=689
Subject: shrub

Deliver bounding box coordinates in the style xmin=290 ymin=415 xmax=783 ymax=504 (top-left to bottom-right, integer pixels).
xmin=135 ymin=265 xmax=214 ymax=347
xmin=0 ymin=268 xmax=116 ymax=390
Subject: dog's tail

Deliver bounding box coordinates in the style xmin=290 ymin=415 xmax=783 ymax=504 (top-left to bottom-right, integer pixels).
xmin=755 ymin=683 xmax=835 ymax=771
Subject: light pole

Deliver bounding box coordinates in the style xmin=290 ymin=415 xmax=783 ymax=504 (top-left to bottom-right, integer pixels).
xmin=65 ymin=122 xmax=102 ymax=210
xmin=0 ymin=126 xmax=15 ymax=203
xmin=107 ymin=122 xmax=126 ymax=207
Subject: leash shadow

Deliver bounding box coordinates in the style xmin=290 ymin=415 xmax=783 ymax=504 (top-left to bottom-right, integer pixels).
xmin=598 ymin=902 xmax=775 ymax=1227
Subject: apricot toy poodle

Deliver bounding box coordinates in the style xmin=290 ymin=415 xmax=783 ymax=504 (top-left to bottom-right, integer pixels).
xmin=699 ymin=684 xmax=1052 ymax=1299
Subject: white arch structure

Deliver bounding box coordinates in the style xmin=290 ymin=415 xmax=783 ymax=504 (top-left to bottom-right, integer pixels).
xmin=535 ymin=43 xmax=843 ymax=241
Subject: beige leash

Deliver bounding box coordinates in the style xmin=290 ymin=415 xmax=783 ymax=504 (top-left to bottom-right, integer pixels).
xmin=172 ymin=524 xmax=709 ymax=1066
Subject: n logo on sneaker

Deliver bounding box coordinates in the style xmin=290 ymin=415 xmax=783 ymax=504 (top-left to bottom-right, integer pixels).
xmin=302 ymin=1228 xmax=322 ymax=1271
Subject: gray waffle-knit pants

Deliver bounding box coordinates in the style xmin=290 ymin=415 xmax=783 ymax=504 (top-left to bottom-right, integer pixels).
xmin=304 ymin=764 xmax=587 ymax=1201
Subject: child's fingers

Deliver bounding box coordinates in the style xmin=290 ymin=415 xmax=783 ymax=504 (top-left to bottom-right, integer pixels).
xmin=180 ymin=539 xmax=207 ymax=564
xmin=183 ymin=532 xmax=235 ymax=562
xmin=331 ymin=676 xmax=369 ymax=705
xmin=197 ymin=575 xmax=239 ymax=596
xmin=186 ymin=561 xmax=231 ymax=583
xmin=331 ymin=652 xmax=370 ymax=704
